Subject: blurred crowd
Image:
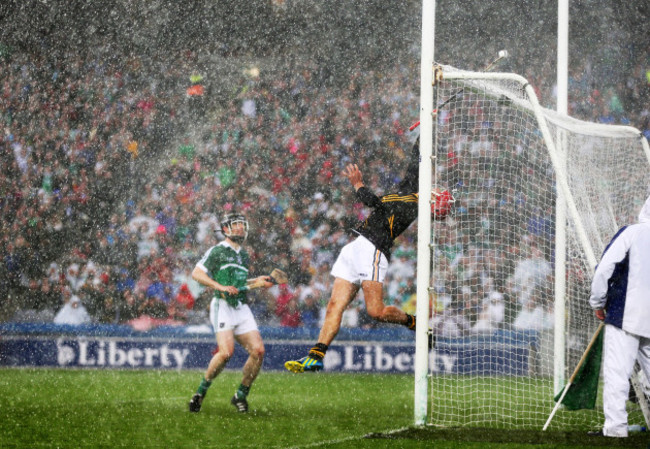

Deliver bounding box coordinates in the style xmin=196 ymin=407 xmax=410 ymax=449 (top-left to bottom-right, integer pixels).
xmin=1 ymin=43 xmax=649 ymax=334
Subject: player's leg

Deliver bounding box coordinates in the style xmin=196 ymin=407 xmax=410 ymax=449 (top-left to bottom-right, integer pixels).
xmin=601 ymin=324 xmax=639 ymax=437
xmin=189 ymin=330 xmax=235 ymax=412
xmin=284 ymin=277 xmax=358 ymax=373
xmin=635 ymin=336 xmax=650 ymax=415
xmin=189 ymin=298 xmax=235 ymax=412
xmin=638 ymin=336 xmax=650 ymax=378
xmin=207 ymin=330 xmax=237 ymax=380
xmin=230 ymin=329 xmax=265 ymax=413
xmin=352 ymin=237 xmax=416 ymax=330
xmin=361 ymin=279 xmax=414 ymax=328
xmin=318 ymin=278 xmax=359 ymax=346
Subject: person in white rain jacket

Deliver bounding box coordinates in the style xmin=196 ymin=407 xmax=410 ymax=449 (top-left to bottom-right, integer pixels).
xmin=589 ymin=195 xmax=650 ymax=437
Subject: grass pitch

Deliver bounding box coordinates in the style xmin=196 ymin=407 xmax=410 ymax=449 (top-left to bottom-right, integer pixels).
xmin=1 ymin=368 xmax=648 ymax=448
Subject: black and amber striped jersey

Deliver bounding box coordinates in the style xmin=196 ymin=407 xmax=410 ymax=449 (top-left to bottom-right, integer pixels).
xmin=352 ymin=139 xmax=420 ymax=261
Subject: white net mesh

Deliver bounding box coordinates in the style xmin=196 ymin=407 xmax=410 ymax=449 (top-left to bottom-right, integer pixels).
xmin=425 ymin=66 xmax=650 ymax=429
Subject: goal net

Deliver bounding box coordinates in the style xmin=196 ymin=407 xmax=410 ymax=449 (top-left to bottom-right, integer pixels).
xmin=421 ymin=65 xmax=650 ymax=429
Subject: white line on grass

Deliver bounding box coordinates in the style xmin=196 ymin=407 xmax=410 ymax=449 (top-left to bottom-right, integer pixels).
xmin=277 ymin=427 xmax=410 ymax=449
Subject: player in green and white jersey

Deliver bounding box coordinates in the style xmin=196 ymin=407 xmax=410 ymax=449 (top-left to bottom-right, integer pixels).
xmin=188 ymin=212 xmax=273 ymax=413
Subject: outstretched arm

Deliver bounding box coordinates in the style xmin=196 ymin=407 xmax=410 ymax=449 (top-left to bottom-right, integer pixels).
xmin=343 ymin=163 xmax=382 ymax=208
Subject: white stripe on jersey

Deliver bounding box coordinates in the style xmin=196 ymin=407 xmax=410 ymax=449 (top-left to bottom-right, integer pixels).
xmin=219 ymin=263 xmax=249 ymax=273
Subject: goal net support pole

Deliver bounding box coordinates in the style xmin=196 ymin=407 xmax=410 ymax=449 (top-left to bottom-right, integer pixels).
xmin=554 ymin=0 xmax=569 ymax=395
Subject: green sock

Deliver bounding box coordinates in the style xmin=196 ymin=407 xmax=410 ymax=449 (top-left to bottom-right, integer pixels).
xmin=235 ymin=383 xmax=250 ymax=400
xmin=197 ymin=378 xmax=212 ymax=397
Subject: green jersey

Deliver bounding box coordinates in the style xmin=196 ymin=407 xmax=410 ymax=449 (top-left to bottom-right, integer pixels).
xmin=196 ymin=241 xmax=250 ymax=307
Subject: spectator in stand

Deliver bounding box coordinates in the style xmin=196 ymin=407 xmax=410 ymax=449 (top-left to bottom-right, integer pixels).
xmin=398 ymin=279 xmax=418 ymax=316
xmin=128 ymin=205 xmax=159 ymax=240
xmin=386 ymin=250 xmax=416 ymax=285
xmin=512 ymin=294 xmax=554 ymax=331
xmin=79 ymin=268 xmax=110 ymax=319
xmin=156 ymin=206 xmax=177 ymax=237
xmin=275 ymin=284 xmax=302 ymax=328
xmin=472 ymin=291 xmax=506 ymax=334
xmin=173 ymin=263 xmax=204 ymax=300
xmin=291 ymin=250 xmax=315 ymax=288
xmin=299 ymin=287 xmax=322 ymax=328
xmin=97 ymin=294 xmax=119 ymax=324
xmin=506 ymin=241 xmax=552 ymax=309
xmin=138 ymin=293 xmax=169 ymax=319
xmin=115 ymin=268 xmax=136 ymax=294
xmin=166 ymin=297 xmax=187 ymax=322
xmin=341 ymin=297 xmax=361 ymax=329
xmin=64 ymin=263 xmax=85 ymax=294
xmin=431 ymin=299 xmax=471 ymax=338
xmin=145 ymin=273 xmax=173 ymax=305
xmin=196 ymin=212 xmax=220 ymax=245
xmin=512 ymin=274 xmax=554 ymax=331
xmin=36 ymin=277 xmax=60 ymax=311
xmin=455 ymin=286 xmax=476 ymax=326
xmin=137 ymin=228 xmax=161 ymax=261
xmin=118 ymin=289 xmax=142 ymax=323
xmin=53 ymin=289 xmax=92 ymax=325
xmin=175 ymin=283 xmax=195 ymax=311
xmin=1 ymin=40 xmax=649 ymax=331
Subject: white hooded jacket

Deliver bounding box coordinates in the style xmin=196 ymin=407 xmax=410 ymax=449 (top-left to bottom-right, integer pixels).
xmin=589 ymin=195 xmax=650 ymax=338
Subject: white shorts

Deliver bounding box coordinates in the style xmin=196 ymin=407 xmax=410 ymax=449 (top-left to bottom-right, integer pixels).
xmin=331 ymin=236 xmax=388 ymax=285
xmin=209 ymin=298 xmax=259 ymax=336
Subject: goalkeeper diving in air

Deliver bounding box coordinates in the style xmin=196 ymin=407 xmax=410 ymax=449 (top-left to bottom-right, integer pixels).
xmin=285 ymin=137 xmax=453 ymax=373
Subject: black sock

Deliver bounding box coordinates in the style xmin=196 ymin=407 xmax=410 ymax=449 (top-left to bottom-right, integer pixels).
xmin=308 ymin=343 xmax=328 ymax=360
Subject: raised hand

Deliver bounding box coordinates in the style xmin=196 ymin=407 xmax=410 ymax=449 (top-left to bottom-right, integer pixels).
xmin=342 ymin=164 xmax=364 ymax=190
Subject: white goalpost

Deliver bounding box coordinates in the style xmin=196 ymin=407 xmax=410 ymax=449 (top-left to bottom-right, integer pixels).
xmin=413 ymin=63 xmax=650 ymax=428
xmin=414 ymin=0 xmax=436 ymax=426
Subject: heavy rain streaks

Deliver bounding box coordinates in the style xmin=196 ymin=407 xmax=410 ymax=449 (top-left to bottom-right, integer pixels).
xmin=0 ymin=1 xmax=649 ymax=448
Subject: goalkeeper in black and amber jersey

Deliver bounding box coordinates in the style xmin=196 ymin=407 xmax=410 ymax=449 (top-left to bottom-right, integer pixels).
xmin=352 ymin=140 xmax=420 ymax=261
xmin=285 ymin=138 xmax=453 ymax=374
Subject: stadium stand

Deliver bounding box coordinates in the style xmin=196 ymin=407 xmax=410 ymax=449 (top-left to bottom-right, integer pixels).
xmin=1 ymin=1 xmax=649 ymax=334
